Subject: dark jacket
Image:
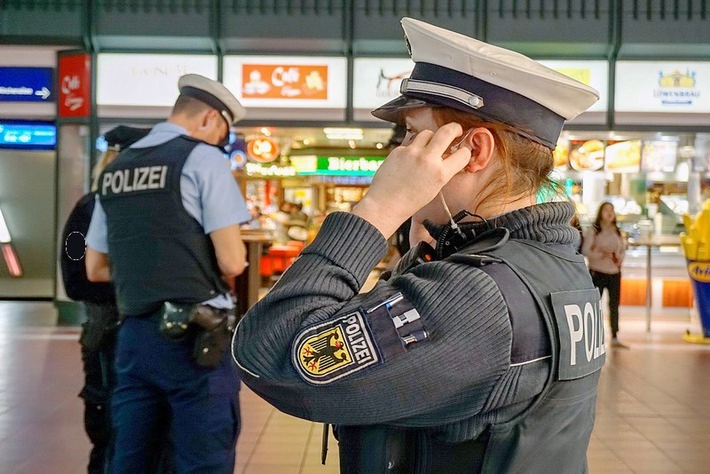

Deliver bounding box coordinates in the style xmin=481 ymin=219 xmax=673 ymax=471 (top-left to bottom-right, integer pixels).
xmin=233 ymin=202 xmax=604 ymax=473
xmin=61 ymin=192 xmax=116 ymax=304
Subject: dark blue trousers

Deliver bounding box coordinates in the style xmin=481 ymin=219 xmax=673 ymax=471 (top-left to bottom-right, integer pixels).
xmin=109 ymin=316 xmax=240 ymax=473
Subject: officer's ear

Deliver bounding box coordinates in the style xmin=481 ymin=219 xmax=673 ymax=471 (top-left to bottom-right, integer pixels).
xmin=198 ymin=109 xmax=215 ymax=131
xmin=462 ymin=127 xmax=495 ymax=173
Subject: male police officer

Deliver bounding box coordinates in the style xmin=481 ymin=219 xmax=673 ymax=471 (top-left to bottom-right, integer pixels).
xmin=86 ymin=74 xmax=250 ymax=473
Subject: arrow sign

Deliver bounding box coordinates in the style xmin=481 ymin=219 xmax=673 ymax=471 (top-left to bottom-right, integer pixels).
xmin=34 ymin=87 xmax=51 ymax=100
xmin=0 ymin=67 xmax=54 ymax=102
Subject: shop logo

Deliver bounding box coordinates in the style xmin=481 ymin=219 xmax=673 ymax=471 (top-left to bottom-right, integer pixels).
xmin=61 ymin=75 xmax=84 ymax=111
xmin=246 ymin=136 xmax=280 ymax=163
xmin=688 ymin=261 xmax=710 ymax=283
xmin=654 ymin=69 xmax=699 ymax=106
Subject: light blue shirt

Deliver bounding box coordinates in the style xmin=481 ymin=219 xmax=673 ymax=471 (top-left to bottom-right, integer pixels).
xmin=86 ymin=122 xmax=251 ymax=308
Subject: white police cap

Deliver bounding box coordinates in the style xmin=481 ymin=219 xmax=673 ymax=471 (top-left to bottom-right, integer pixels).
xmin=371 ymin=18 xmax=599 ymax=149
xmin=178 ymin=73 xmax=246 ymax=126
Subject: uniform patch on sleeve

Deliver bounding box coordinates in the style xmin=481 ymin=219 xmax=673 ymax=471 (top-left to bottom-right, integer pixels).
xmin=551 ymin=288 xmax=606 ymax=380
xmin=292 ymin=311 xmax=380 ymax=385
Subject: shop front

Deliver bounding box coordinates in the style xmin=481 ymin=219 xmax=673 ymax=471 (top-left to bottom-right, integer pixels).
xmin=546 ymin=59 xmax=710 ymax=326
xmin=65 ymin=49 xmax=710 ymax=326
xmin=0 ymin=47 xmax=60 ymax=299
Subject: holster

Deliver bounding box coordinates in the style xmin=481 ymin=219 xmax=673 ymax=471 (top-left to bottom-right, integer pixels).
xmin=335 ymin=425 xmax=414 ymax=473
xmin=158 ymin=302 xmax=236 ymax=368
xmin=190 ymin=305 xmax=237 ymax=368
xmin=80 ymin=303 xmax=120 ymax=353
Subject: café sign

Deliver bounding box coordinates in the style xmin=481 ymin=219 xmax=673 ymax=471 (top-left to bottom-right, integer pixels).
xmin=58 ymin=54 xmax=91 ymax=118
xmin=223 ymin=56 xmax=347 ymax=108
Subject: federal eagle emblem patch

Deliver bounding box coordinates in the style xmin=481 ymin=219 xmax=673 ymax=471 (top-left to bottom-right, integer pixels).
xmin=292 ymin=312 xmax=379 ymax=384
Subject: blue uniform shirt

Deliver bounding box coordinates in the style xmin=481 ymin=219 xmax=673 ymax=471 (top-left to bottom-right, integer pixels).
xmin=87 ymin=122 xmax=251 ymax=308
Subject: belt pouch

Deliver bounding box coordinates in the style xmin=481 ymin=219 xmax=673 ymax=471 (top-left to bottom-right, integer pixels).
xmin=158 ymin=301 xmax=193 ymax=339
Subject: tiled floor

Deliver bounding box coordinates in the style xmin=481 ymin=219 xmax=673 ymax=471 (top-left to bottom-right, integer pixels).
xmin=0 ymin=300 xmax=709 ymax=473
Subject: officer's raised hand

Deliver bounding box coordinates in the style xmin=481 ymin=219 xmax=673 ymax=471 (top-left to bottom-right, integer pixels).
xmin=352 ymin=122 xmax=471 ymax=239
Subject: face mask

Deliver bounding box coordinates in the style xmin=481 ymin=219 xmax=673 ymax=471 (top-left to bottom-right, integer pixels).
xmin=217 ymin=132 xmax=230 ymax=150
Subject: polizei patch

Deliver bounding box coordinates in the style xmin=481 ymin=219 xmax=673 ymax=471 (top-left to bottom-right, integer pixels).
xmin=292 ymin=311 xmax=379 ymax=385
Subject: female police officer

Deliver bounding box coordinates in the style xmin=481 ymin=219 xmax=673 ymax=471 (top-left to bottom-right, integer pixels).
xmin=233 ymin=18 xmax=604 ymax=473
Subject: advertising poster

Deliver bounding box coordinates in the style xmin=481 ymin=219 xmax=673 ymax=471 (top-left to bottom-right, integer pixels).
xmin=568 ymin=139 xmax=605 ymax=172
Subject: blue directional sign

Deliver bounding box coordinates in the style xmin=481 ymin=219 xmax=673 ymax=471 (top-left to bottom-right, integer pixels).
xmin=0 ymin=122 xmax=57 ymax=149
xmin=0 ymin=67 xmax=54 ymax=102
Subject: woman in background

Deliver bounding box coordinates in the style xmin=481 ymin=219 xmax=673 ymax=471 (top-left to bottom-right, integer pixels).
xmin=583 ymin=201 xmax=629 ymax=349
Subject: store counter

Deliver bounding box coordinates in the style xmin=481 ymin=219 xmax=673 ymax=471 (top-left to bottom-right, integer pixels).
xmin=236 ymin=230 xmax=273 ymax=316
xmin=627 ymin=234 xmax=682 ymax=332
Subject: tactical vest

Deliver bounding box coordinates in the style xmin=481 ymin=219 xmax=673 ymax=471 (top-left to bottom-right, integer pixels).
xmin=338 ymin=236 xmax=604 ymax=474
xmin=98 ymin=136 xmax=228 ymax=317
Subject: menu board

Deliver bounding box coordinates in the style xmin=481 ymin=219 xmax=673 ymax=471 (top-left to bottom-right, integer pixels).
xmin=641 ymin=140 xmax=678 ymax=173
xmin=568 ymin=139 xmax=605 ymax=171
xmin=604 ymin=140 xmax=641 ymax=172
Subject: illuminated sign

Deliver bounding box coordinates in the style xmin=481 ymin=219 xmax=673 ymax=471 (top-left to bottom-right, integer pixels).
xmin=58 ymin=54 xmax=91 ymax=118
xmin=615 ymin=61 xmax=710 ymax=112
xmin=245 ymin=163 xmax=296 ymax=177
xmin=291 ymin=155 xmax=385 ymax=176
xmin=247 ymin=136 xmax=280 ymax=163
xmin=352 ymin=58 xmax=415 ymax=110
xmin=242 ymin=64 xmax=328 ymax=100
xmin=0 ymin=67 xmax=53 ymax=102
xmin=537 ymin=60 xmax=608 ymax=113
xmin=0 ymin=122 xmax=56 ymax=149
xmin=97 ymin=53 xmax=217 ymax=106
xmin=1 ymin=244 xmax=23 ymax=277
xmin=223 ymin=56 xmax=347 ymax=108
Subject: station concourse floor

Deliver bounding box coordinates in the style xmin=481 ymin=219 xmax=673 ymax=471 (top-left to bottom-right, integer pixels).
xmin=1 ymin=300 xmax=709 ymax=473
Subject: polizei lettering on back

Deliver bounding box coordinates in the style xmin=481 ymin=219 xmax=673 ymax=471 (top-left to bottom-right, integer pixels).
xmin=101 ymin=165 xmax=168 ymax=196
xmin=551 ymin=288 xmax=606 ymax=380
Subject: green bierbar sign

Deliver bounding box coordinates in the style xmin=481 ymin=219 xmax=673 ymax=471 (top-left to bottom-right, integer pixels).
xmin=291 ymin=155 xmax=385 ymax=176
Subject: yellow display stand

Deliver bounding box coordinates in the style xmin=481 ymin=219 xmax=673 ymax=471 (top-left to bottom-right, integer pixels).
xmin=682 ymin=330 xmax=710 ymax=344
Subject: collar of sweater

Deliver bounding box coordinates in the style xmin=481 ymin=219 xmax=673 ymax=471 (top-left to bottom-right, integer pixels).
xmin=424 ymin=202 xmax=578 ymax=259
